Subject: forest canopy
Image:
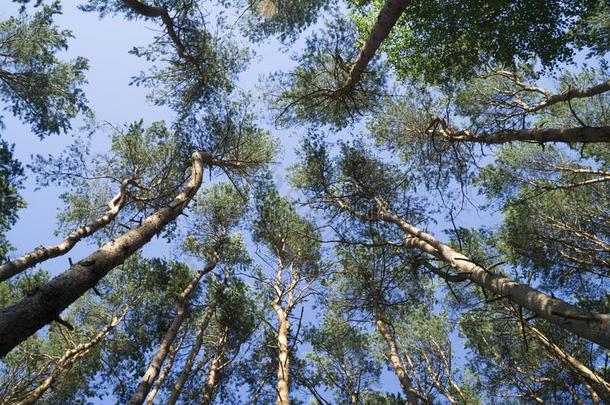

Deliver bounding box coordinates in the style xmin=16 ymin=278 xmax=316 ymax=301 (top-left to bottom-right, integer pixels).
xmin=0 ymin=0 xmax=609 ymax=403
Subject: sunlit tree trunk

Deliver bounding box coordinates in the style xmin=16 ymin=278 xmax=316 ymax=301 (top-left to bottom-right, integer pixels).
xmin=0 ymin=152 xmax=207 ymax=357
xmin=336 ymin=198 xmax=610 ymax=348
xmin=274 ymin=305 xmax=291 ymax=405
xmin=374 ymin=308 xmax=418 ymax=404
xmin=167 ymin=304 xmax=216 ymax=405
xmin=342 ymin=0 xmax=409 ymax=92
xmin=144 ymin=327 xmax=187 ymax=405
xmin=373 ymin=206 xmax=610 ymax=349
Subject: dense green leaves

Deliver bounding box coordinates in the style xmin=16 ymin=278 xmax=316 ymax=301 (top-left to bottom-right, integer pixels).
xmin=0 ymin=2 xmax=88 ymax=137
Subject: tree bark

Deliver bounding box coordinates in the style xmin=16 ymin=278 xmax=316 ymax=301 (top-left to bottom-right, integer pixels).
xmin=167 ymin=303 xmax=216 ymax=405
xmin=335 ymin=198 xmax=610 ymax=348
xmin=341 ymin=0 xmax=409 ymax=92
xmin=374 ymin=309 xmax=418 ymax=404
xmin=14 ymin=307 xmax=128 ymax=405
xmin=379 ymin=211 xmax=610 ymax=349
xmin=128 ymin=250 xmax=221 ymax=405
xmin=144 ymin=327 xmax=187 ymax=405
xmin=0 ymin=151 xmax=206 ymax=358
xmin=437 ymin=124 xmax=610 ymax=144
xmin=201 ymin=327 xmax=229 ymax=405
xmin=527 ymin=324 xmax=610 ymax=403
xmin=274 ymin=305 xmax=291 ymax=405
xmin=0 ymin=179 xmax=132 ymax=282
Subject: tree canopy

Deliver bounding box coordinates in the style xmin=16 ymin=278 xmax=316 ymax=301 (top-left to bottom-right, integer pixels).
xmin=0 ymin=0 xmax=608 ymax=403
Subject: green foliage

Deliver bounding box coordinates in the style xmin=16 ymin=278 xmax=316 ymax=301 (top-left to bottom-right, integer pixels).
xmin=477 ymin=143 xmax=609 ymax=295
xmin=0 ymin=1 xmax=88 ymax=137
xmin=234 ymin=0 xmax=330 ymax=43
xmin=252 ymin=177 xmax=320 ymax=274
xmin=304 ymin=311 xmax=381 ymax=402
xmin=0 ymin=140 xmax=25 ymax=261
xmin=351 ymin=0 xmax=602 ymax=84
xmin=271 ymin=18 xmax=386 ymax=128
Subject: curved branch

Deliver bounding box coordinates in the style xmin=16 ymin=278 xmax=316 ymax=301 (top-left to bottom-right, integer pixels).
xmin=0 ymin=179 xmax=135 ymax=283
xmin=121 ymin=0 xmax=197 ymax=65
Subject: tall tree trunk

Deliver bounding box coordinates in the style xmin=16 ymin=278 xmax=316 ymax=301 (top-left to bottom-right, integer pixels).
xmin=14 ymin=307 xmax=128 ymax=405
xmin=201 ymin=327 xmax=229 ymax=405
xmin=374 ymin=208 xmax=610 ymax=349
xmin=341 ymin=0 xmax=409 ymax=92
xmin=0 ymin=151 xmax=208 ymax=357
xmin=128 ymin=249 xmax=221 ymax=405
xmin=0 ymin=179 xmax=133 ymax=282
xmin=274 ymin=305 xmax=291 ymax=405
xmin=167 ymin=303 xmax=216 ymax=405
xmin=527 ymin=324 xmax=610 ymax=403
xmin=144 ymin=326 xmax=187 ymax=405
xmin=374 ymin=309 xmax=418 ymax=404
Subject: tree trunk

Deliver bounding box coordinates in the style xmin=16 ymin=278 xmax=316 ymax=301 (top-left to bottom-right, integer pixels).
xmin=0 ymin=152 xmax=207 ymax=357
xmin=128 ymin=251 xmax=220 ymax=405
xmin=374 ymin=309 xmax=418 ymax=404
xmin=0 ymin=179 xmax=132 ymax=283
xmin=528 ymin=324 xmax=610 ymax=403
xmin=442 ymin=125 xmax=610 ymax=144
xmin=201 ymin=327 xmax=228 ymax=405
xmin=15 ymin=307 xmax=128 ymax=405
xmin=342 ymin=0 xmax=409 ymax=92
xmin=167 ymin=304 xmax=216 ymax=405
xmin=144 ymin=327 xmax=187 ymax=405
xmin=274 ymin=306 xmax=291 ymax=405
xmin=378 ymin=210 xmax=610 ymax=349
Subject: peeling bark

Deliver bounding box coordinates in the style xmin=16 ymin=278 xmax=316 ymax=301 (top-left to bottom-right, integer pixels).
xmin=274 ymin=306 xmax=291 ymax=405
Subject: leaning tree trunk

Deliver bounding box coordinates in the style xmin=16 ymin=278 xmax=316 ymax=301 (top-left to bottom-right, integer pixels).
xmin=144 ymin=327 xmax=187 ymax=405
xmin=167 ymin=303 xmax=216 ymax=405
xmin=373 ymin=208 xmax=610 ymax=349
xmin=341 ymin=0 xmax=409 ymax=92
xmin=15 ymin=306 xmax=128 ymax=405
xmin=440 ymin=125 xmax=610 ymax=144
xmin=527 ymin=324 xmax=610 ymax=403
xmin=336 ymin=198 xmax=610 ymax=349
xmin=0 ymin=151 xmax=206 ymax=357
xmin=274 ymin=305 xmax=291 ymax=405
xmin=128 ymin=247 xmax=221 ymax=405
xmin=374 ymin=309 xmax=418 ymax=404
xmin=0 ymin=179 xmax=133 ymax=283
